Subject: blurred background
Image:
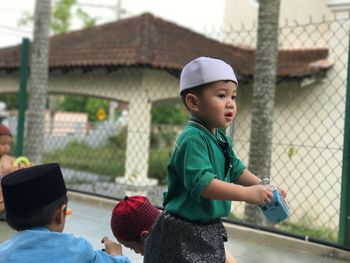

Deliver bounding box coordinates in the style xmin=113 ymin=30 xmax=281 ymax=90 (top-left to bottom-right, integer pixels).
xmin=0 ymin=0 xmax=349 ymax=250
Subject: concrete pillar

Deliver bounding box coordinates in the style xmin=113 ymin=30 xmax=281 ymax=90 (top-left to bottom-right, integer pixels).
xmin=115 ymin=76 xmax=157 ymax=194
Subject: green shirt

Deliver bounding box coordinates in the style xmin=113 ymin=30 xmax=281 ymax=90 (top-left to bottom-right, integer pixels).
xmin=163 ymin=117 xmax=246 ymax=222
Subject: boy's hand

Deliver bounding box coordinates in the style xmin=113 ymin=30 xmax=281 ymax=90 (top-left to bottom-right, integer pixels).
xmin=245 ymin=185 xmax=273 ymax=205
xmin=101 ymin=236 xmax=123 ymax=256
xmin=276 ymin=186 xmax=287 ymax=198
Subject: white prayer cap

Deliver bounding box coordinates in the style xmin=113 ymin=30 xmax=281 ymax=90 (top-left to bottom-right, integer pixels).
xmin=179 ymin=57 xmax=238 ymax=94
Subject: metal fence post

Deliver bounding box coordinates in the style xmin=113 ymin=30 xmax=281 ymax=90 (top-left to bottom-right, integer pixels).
xmin=16 ymin=38 xmax=29 ymax=157
xmin=339 ymin=34 xmax=350 ymax=247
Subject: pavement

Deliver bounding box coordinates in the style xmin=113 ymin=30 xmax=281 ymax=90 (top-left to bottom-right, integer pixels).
xmin=3 ymin=192 xmax=349 ymax=263
xmin=2 ymin=170 xmax=349 ymax=262
xmin=62 ymin=168 xmax=167 ymax=206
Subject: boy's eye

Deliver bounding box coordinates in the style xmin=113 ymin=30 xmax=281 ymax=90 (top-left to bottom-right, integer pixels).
xmin=218 ymin=94 xmax=225 ymax=98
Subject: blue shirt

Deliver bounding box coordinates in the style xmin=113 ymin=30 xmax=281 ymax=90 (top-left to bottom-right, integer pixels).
xmin=0 ymin=227 xmax=131 ymax=263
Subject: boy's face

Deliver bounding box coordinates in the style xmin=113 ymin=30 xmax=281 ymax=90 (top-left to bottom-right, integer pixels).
xmin=0 ymin=135 xmax=12 ymax=157
xmin=191 ymin=80 xmax=237 ymax=133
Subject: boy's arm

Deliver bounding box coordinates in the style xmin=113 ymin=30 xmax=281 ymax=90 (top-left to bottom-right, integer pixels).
xmin=235 ymin=169 xmax=262 ymax=186
xmin=92 ymin=237 xmax=131 ymax=263
xmin=236 ymin=169 xmax=287 ymax=198
xmin=201 ymin=178 xmax=273 ymax=204
xmin=101 ymin=236 xmax=122 ymax=256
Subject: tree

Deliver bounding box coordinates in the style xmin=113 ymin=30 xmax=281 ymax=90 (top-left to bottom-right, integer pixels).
xmin=19 ymin=0 xmax=97 ymax=134
xmin=50 ymin=0 xmax=96 ymax=132
xmin=151 ymin=104 xmax=188 ymax=125
xmin=19 ymin=0 xmax=96 ymax=34
xmin=51 ymin=0 xmax=96 ymax=33
xmin=24 ymin=0 xmax=51 ymax=164
xmin=244 ymin=0 xmax=281 ymax=224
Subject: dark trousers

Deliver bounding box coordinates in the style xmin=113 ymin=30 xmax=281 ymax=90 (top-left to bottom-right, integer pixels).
xmin=144 ymin=211 xmax=227 ymax=263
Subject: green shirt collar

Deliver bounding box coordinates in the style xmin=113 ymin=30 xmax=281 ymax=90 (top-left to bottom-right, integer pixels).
xmin=188 ymin=115 xmax=226 ymax=143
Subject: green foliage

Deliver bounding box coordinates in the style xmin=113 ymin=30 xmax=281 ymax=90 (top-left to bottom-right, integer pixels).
xmin=278 ymin=219 xmax=338 ymax=242
xmin=0 ymin=94 xmax=18 ymax=110
xmin=59 ymin=96 xmax=109 ymax=121
xmin=227 ymin=212 xmax=338 ymax=242
xmin=149 ymin=148 xmax=170 ymax=185
xmin=76 ymin=8 xmax=97 ymax=28
xmin=287 ymin=146 xmax=296 ymax=159
xmin=43 ymin=125 xmax=171 ymax=185
xmin=86 ymin=99 xmax=109 ymax=122
xmin=18 ymin=0 xmax=96 ymax=34
xmin=150 ymin=125 xmax=178 ymax=148
xmin=52 ymin=0 xmax=76 ymax=33
xmin=43 ymin=141 xmax=125 ymax=178
xmin=152 ymin=104 xmax=188 ymax=125
xmin=108 ymin=126 xmax=127 ymax=150
xmin=60 ymin=96 xmax=87 ymax=112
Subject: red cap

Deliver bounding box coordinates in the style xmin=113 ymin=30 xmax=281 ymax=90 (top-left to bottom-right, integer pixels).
xmin=0 ymin=124 xmax=12 ymax=137
xmin=111 ymin=195 xmax=160 ymax=240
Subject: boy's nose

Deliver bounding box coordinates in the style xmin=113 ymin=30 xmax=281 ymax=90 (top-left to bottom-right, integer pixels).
xmin=227 ymin=101 xmax=235 ymax=108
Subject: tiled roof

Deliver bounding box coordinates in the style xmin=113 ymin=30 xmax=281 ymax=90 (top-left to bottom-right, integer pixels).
xmin=0 ymin=13 xmax=331 ymax=78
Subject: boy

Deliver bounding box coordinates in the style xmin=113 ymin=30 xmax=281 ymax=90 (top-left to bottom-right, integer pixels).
xmin=0 ymin=163 xmax=131 ymax=263
xmin=110 ymin=195 xmax=160 ymax=256
xmin=143 ymin=57 xmax=287 ymax=263
xmin=110 ymin=195 xmax=235 ymax=262
xmin=0 ymin=124 xmax=17 ymax=216
xmin=0 ymin=124 xmax=16 ymax=177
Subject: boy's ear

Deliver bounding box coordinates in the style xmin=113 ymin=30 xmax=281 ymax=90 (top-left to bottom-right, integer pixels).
xmin=185 ymin=93 xmax=199 ymax=112
xmin=54 ymin=204 xmax=66 ymax=225
xmin=140 ymin=230 xmax=149 ymax=242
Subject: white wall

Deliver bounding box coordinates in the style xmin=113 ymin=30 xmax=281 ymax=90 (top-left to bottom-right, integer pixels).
xmin=224 ymin=0 xmax=332 ymax=48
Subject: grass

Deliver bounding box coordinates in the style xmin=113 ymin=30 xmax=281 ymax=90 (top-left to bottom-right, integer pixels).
xmin=43 ymin=141 xmax=125 ymax=179
xmin=278 ymin=221 xmax=338 ymax=242
xmin=227 ymin=212 xmax=338 ymax=243
xmin=43 ymin=141 xmax=170 ymax=184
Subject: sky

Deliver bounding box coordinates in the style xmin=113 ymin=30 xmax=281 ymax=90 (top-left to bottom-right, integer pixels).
xmin=0 ymin=0 xmax=226 ymax=48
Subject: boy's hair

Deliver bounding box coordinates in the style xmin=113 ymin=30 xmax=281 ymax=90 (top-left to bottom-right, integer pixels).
xmin=6 ymin=195 xmax=68 ymax=231
xmin=180 ymin=84 xmax=205 ymax=109
xmin=0 ymin=124 xmax=12 ymax=137
xmin=1 ymin=163 xmax=67 ymax=231
xmin=110 ymin=195 xmax=160 ymax=241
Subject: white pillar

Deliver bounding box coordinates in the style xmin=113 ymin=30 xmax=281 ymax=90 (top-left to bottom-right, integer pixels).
xmin=116 ymin=78 xmax=157 ymax=193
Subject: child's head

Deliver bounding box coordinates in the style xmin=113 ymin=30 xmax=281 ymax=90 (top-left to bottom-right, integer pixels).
xmin=1 ymin=163 xmax=68 ymax=232
xmin=110 ymin=195 xmax=160 ymax=255
xmin=0 ymin=124 xmax=12 ymax=157
xmin=179 ymin=57 xmax=239 ymax=132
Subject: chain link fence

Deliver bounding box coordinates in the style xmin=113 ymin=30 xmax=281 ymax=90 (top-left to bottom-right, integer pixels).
xmin=220 ymin=17 xmax=348 ymax=244
xmin=0 ymin=15 xmax=348 ymax=245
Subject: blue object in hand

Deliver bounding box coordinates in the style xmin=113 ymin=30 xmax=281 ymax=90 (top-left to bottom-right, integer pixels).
xmin=258 ymin=180 xmax=289 ymax=224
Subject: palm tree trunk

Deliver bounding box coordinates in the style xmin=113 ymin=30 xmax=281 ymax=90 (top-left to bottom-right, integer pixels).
xmin=244 ymin=0 xmax=280 ymax=224
xmin=24 ymin=0 xmax=51 ymax=164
